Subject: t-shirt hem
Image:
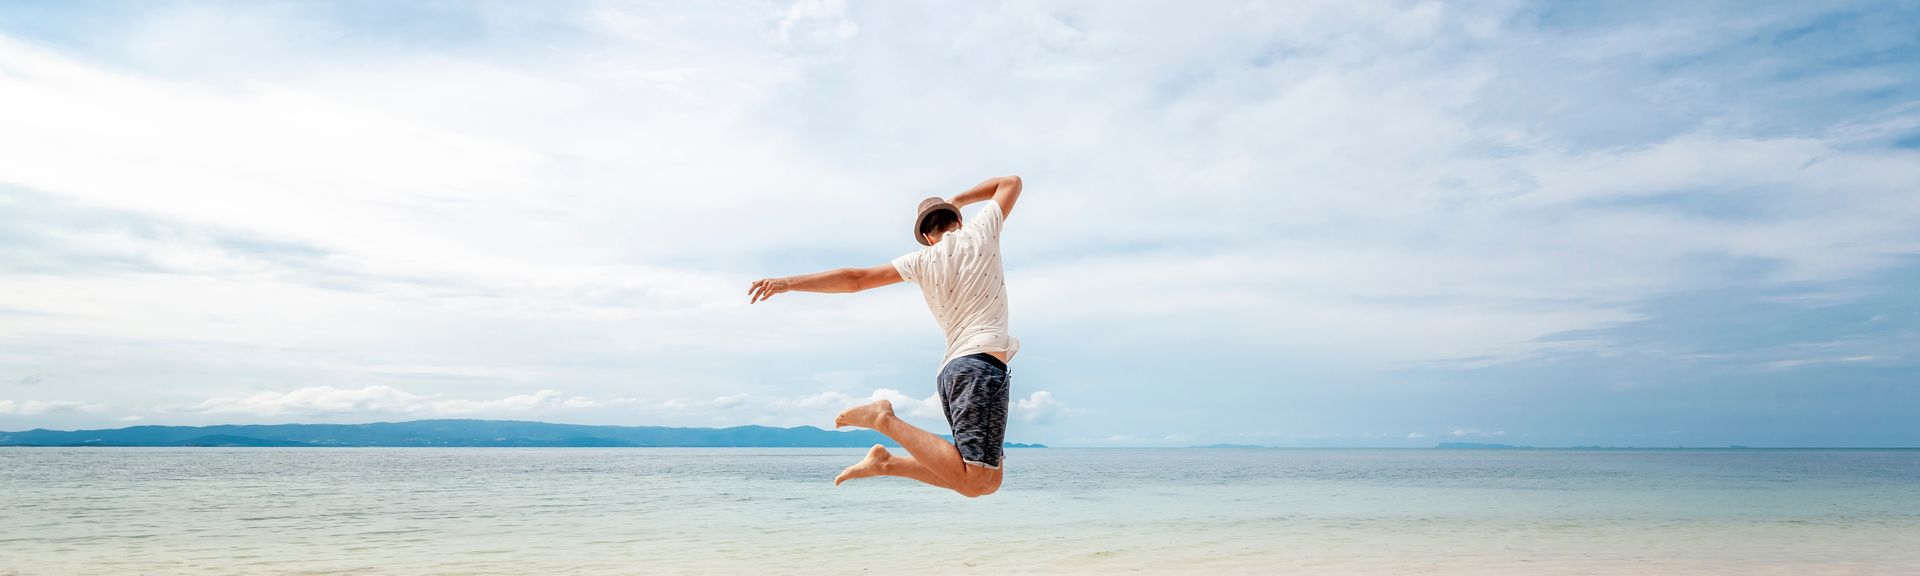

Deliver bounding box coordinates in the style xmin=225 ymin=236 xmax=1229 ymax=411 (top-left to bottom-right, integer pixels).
xmin=939 ymin=346 xmax=1016 ymax=372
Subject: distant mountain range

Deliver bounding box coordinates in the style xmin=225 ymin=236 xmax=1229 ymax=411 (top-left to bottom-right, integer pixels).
xmin=1434 ymin=442 xmax=1527 ymax=449
xmin=0 ymin=419 xmax=1049 ymax=448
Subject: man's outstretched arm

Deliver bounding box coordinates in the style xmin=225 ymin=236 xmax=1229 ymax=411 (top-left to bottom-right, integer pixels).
xmin=948 ymin=175 xmax=1022 ymax=219
xmin=749 ymin=264 xmax=902 ymax=304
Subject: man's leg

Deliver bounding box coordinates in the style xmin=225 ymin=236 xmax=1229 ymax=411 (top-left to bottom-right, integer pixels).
xmin=833 ymin=444 xmax=947 ymax=487
xmin=834 ymin=400 xmax=1001 ymax=497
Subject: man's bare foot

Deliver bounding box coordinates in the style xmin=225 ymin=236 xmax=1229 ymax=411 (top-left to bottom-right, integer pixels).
xmin=834 ymin=444 xmax=891 ymax=486
xmin=834 ymin=399 xmax=894 ymax=429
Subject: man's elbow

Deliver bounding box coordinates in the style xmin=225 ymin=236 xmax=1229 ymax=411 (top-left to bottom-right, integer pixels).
xmin=996 ymin=175 xmax=1023 ymax=202
xmin=995 ymin=175 xmax=1023 ymax=216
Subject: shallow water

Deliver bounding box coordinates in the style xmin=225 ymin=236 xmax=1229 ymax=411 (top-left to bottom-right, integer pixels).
xmin=2 ymin=448 xmax=1917 ymax=575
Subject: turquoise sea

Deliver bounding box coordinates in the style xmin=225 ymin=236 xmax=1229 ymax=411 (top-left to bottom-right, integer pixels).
xmin=2 ymin=448 xmax=1917 ymax=575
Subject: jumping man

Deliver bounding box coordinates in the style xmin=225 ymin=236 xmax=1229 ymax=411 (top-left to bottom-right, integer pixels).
xmin=748 ymin=175 xmax=1023 ymax=498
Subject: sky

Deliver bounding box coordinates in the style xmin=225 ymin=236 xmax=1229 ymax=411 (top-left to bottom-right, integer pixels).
xmin=1 ymin=0 xmax=1916 ymax=447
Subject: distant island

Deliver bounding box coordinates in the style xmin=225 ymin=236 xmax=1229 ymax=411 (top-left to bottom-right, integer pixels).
xmin=0 ymin=419 xmax=1048 ymax=448
xmin=1434 ymin=442 xmax=1528 ymax=449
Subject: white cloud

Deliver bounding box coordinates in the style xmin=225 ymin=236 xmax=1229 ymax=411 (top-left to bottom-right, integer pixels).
xmin=189 ymin=386 xmax=423 ymax=416
xmin=184 ymin=386 xmax=577 ymax=417
xmin=1450 ymin=428 xmax=1507 ymax=438
xmin=432 ymin=390 xmax=565 ymax=416
xmin=1757 ymin=355 xmax=1883 ymax=372
xmin=794 ymin=390 xmax=856 ymax=409
xmin=0 ymin=399 xmax=98 ymax=415
xmin=1012 ymin=390 xmax=1081 ymax=424
xmin=562 ymin=395 xmax=618 ymax=409
xmin=1407 ymin=432 xmax=1427 ymax=439
xmin=710 ymin=393 xmax=751 ymax=409
xmin=777 ymin=0 xmax=859 ymax=46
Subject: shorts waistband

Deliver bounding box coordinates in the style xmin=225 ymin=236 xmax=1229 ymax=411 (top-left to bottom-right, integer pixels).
xmin=956 ymin=352 xmax=1008 ymax=372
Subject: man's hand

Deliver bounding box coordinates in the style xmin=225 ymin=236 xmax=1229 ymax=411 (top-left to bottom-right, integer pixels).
xmin=948 ymin=175 xmax=1022 ymax=219
xmin=748 ymin=277 xmax=791 ymax=304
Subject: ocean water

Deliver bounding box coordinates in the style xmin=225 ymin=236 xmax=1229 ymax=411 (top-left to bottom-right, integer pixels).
xmin=2 ymin=448 xmax=1917 ymax=575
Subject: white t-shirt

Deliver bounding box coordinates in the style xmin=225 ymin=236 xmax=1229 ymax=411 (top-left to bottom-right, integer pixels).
xmin=892 ymin=201 xmax=1019 ymax=370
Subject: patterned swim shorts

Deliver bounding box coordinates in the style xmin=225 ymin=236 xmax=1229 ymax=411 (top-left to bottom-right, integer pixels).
xmin=937 ymin=353 xmax=1011 ymax=469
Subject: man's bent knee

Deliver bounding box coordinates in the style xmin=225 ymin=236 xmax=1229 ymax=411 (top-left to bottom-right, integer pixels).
xmin=955 ymin=467 xmax=1003 ymax=498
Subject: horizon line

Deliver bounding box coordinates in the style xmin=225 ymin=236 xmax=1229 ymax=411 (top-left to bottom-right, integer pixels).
xmin=2 ymin=418 xmax=1914 ymax=450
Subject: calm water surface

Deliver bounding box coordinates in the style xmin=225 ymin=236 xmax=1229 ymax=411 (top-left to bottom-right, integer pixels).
xmin=2 ymin=448 xmax=1917 ymax=575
